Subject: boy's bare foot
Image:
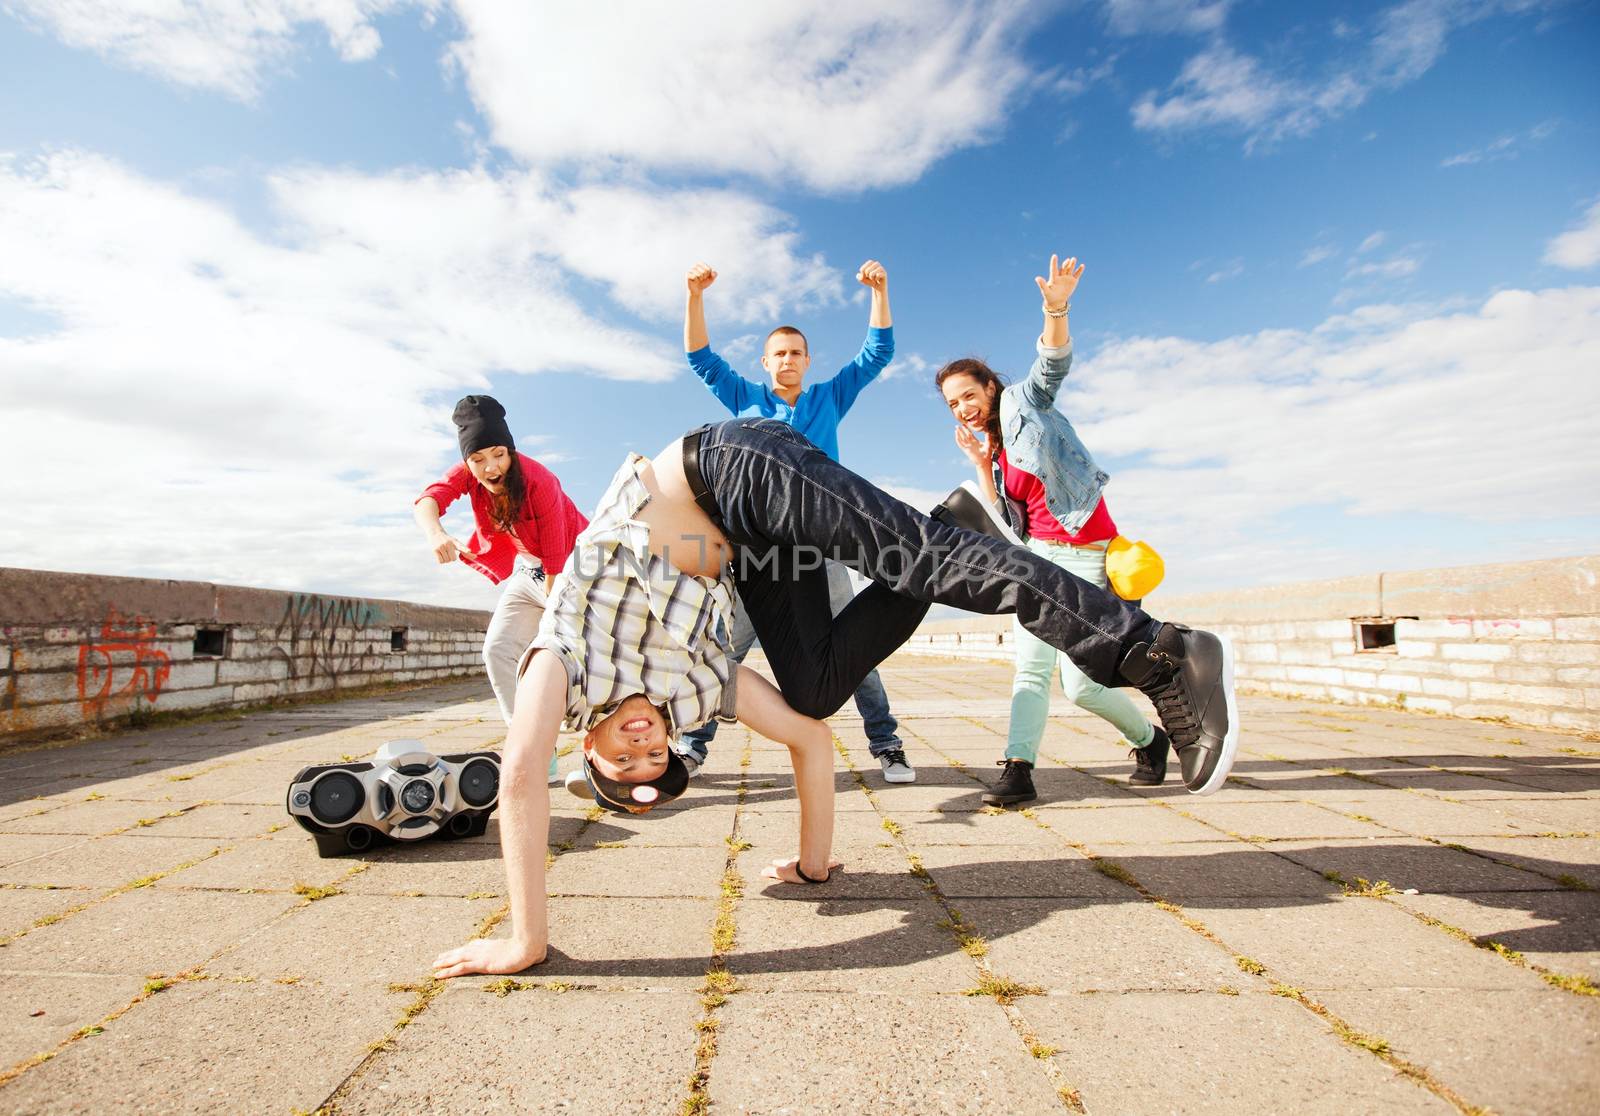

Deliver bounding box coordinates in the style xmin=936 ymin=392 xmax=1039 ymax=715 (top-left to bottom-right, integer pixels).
xmin=432 ymin=937 xmax=546 ymax=979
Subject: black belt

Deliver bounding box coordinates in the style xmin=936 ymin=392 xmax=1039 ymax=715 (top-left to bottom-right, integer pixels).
xmin=681 ymin=425 xmax=724 ymax=529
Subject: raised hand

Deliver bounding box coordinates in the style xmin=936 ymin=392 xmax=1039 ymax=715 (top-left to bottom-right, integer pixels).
xmin=856 ymin=259 xmax=887 ymax=291
xmin=1035 ymin=254 xmax=1084 ymax=310
xmin=761 ymin=855 xmax=845 ymax=885
xmin=954 ymin=424 xmax=991 ymax=468
xmin=686 ymin=262 xmax=718 ymax=294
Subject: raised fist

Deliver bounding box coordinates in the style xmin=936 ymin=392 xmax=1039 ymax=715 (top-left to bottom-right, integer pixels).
xmin=687 ymin=262 xmax=717 ymax=294
xmin=856 ymin=259 xmax=887 ymax=291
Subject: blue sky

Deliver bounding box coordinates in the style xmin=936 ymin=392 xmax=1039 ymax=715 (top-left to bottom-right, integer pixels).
xmin=1 ymin=0 xmax=1597 ymax=611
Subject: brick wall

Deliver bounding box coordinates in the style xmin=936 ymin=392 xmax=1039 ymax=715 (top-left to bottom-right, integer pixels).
xmin=899 ymin=555 xmax=1600 ymax=733
xmin=0 ymin=568 xmax=492 ymax=739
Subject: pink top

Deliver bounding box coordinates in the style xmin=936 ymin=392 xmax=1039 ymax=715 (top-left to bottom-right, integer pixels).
xmin=999 ymin=449 xmax=1117 ymax=545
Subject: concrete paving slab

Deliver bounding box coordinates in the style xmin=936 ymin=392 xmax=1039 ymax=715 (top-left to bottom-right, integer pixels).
xmin=123 ymin=803 xmax=282 ymax=839
xmin=1269 ymin=837 xmax=1569 ymax=893
xmin=0 ymin=885 xmax=104 ymax=939
xmin=153 ymin=832 xmax=348 ymax=892
xmin=1436 ymin=835 xmax=1600 ymax=888
xmin=0 ymin=835 xmax=224 ymax=888
xmin=729 ymin=896 xmax=970 ymax=992
xmin=1194 ymin=896 xmax=1550 ymax=990
xmin=573 ymin=802 xmax=738 ymax=848
xmin=1179 ymin=800 xmax=1392 ymax=840
xmin=0 ymin=887 xmax=297 ymax=977
xmin=205 ymin=893 xmax=500 ymax=986
xmin=894 ymin=807 xmax=1055 ymax=847
xmin=915 ymin=845 xmax=1131 ymax=900
xmin=1390 ymin=889 xmax=1600 ymax=977
xmin=963 ymin=898 xmax=1244 ymax=992
xmin=483 ymin=896 xmax=716 ymax=987
xmin=339 ymin=839 xmax=511 ymax=898
xmin=0 ymin=798 xmax=187 ymax=836
xmin=1 ymin=979 xmax=397 ymax=1115
xmin=0 ymin=972 xmax=146 ymax=1071
xmin=1019 ymin=990 xmax=1453 ymax=1114
xmin=711 ymin=992 xmax=1065 ymax=1114
xmin=1308 ymin=794 xmax=1552 ymax=837
xmin=1313 ymin=987 xmax=1600 ymax=1115
xmin=0 ymin=833 xmax=88 ymax=870
xmin=545 ymin=845 xmax=731 ymax=899
xmin=341 ymin=985 xmax=700 ymax=1115
xmin=1488 ymin=798 xmax=1600 ymax=831
xmin=1071 ymin=840 xmax=1333 ymax=901
xmin=1031 ymin=802 xmax=1225 ymax=844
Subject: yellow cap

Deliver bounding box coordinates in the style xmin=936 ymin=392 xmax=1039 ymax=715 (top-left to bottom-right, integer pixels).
xmin=1105 ymin=536 xmax=1164 ymax=600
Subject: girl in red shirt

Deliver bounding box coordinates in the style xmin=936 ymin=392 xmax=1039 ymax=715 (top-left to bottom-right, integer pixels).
xmin=413 ymin=395 xmax=587 ymax=783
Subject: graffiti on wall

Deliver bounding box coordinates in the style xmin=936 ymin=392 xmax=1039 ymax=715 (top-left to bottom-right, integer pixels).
xmin=78 ymin=608 xmax=172 ymax=717
xmin=271 ymin=594 xmax=389 ymax=686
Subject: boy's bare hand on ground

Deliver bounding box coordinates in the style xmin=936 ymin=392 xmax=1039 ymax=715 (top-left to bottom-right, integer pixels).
xmin=686 ymin=262 xmax=717 ymax=293
xmin=761 ymin=856 xmax=845 ymax=885
xmin=432 ymin=937 xmax=546 ymax=979
xmin=856 ymin=259 xmax=887 ymax=291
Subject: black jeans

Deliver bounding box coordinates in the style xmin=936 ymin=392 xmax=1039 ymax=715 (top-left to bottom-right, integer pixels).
xmin=693 ymin=419 xmax=1159 ymax=721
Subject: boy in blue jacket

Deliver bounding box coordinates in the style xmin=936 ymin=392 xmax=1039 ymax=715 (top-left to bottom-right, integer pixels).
xmin=681 ymin=258 xmax=914 ymax=785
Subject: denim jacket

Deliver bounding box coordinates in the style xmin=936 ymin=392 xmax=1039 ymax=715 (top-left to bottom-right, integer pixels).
xmin=991 ymin=337 xmax=1109 ymax=538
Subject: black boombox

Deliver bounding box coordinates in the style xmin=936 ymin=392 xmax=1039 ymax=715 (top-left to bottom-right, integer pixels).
xmin=285 ymin=740 xmax=501 ymax=858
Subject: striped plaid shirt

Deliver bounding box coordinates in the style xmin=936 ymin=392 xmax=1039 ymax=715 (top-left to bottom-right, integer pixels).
xmin=522 ymin=454 xmax=738 ymax=735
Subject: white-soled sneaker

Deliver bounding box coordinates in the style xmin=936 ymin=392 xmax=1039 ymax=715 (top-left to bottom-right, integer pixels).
xmin=563 ymin=770 xmax=594 ymax=801
xmin=878 ymin=748 xmax=916 ymax=784
xmin=677 ymin=751 xmax=704 ymax=779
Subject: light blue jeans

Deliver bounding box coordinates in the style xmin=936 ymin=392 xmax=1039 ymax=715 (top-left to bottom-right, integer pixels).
xmin=680 ymin=561 xmax=902 ymax=761
xmin=1006 ymin=538 xmax=1155 ymax=763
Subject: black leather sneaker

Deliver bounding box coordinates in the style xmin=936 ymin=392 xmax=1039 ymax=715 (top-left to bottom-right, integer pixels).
xmin=1128 ymin=725 xmax=1171 ymax=787
xmin=982 ymin=758 xmax=1037 ymax=806
xmin=1119 ymin=624 xmax=1238 ymax=795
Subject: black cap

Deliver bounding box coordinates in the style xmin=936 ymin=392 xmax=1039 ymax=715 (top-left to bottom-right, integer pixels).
xmin=579 ymin=749 xmax=690 ymax=815
xmin=452 ymin=394 xmax=515 ymax=459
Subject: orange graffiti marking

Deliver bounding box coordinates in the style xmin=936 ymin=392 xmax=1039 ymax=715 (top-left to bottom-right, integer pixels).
xmin=77 ymin=609 xmax=172 ymax=718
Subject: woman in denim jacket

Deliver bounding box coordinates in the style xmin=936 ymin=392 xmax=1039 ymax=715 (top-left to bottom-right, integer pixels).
xmin=937 ymin=255 xmax=1168 ymax=806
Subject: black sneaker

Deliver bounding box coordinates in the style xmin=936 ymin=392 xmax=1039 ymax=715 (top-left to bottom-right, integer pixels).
xmin=1119 ymin=624 xmax=1238 ymax=795
xmin=1128 ymin=725 xmax=1170 ymax=787
xmin=982 ymin=758 xmax=1037 ymax=806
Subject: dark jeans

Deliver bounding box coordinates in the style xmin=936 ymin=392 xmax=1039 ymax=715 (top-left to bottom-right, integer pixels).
xmin=694 ymin=419 xmax=1159 ymax=722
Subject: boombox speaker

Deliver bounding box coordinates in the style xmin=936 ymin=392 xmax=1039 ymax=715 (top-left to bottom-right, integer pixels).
xmin=286 ymin=740 xmax=501 ymax=858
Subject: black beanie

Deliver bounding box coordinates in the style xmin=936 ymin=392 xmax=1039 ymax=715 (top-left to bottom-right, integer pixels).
xmin=452 ymin=395 xmax=515 ymax=460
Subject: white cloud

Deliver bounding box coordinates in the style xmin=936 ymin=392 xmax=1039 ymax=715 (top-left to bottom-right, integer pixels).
xmin=446 ymin=0 xmax=1039 ymax=192
xmin=1130 ymin=0 xmax=1552 ymax=147
xmin=1346 ymin=255 xmax=1420 ymax=279
xmin=1064 ymin=285 xmax=1600 ymax=591
xmin=1543 ymin=198 xmax=1600 ymax=270
xmin=881 ymin=352 xmax=933 ymax=382
xmin=4 ymin=0 xmax=421 ymax=100
xmin=1442 ymin=120 xmax=1557 ymax=167
xmin=1102 ymin=0 xmax=1233 ymax=36
xmin=1299 ymin=244 xmax=1338 ymax=268
xmin=1357 ymin=231 xmax=1386 ymax=254
xmin=0 ymin=151 xmax=847 ymax=605
xmin=1205 ymin=259 xmax=1244 ymax=283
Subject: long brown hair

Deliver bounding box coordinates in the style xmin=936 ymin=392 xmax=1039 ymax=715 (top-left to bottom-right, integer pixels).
xmin=485 ymin=453 xmax=527 ymax=535
xmin=935 ymin=358 xmax=1007 ymax=455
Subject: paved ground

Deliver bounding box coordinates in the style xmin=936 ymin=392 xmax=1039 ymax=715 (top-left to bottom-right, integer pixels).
xmin=0 ymin=655 xmax=1597 ymax=1115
